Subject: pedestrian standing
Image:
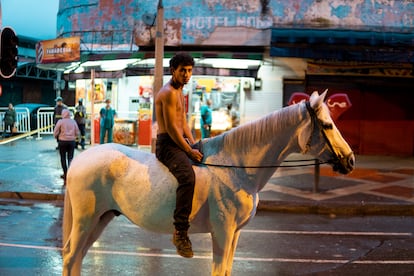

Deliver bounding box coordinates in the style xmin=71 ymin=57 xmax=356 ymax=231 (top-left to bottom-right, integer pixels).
xmin=53 ymin=109 xmax=79 ymax=181
xmin=226 ymin=103 xmax=240 ymax=128
xmin=3 ymin=103 xmax=16 ymax=138
xmin=74 ymin=98 xmax=87 ymax=149
xmin=200 ymin=99 xmax=212 ymax=138
xmin=99 ymin=99 xmax=117 ymax=144
xmin=53 ymin=96 xmax=68 ymax=149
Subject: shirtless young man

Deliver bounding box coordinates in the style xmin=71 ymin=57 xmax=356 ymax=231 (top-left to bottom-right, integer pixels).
xmin=155 ymin=53 xmax=203 ymax=258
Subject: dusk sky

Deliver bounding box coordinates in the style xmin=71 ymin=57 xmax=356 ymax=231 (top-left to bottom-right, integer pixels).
xmin=1 ymin=0 xmax=59 ymax=40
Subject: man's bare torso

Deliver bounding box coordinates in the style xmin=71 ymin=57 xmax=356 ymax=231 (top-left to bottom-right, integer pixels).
xmin=155 ymin=81 xmax=185 ymax=135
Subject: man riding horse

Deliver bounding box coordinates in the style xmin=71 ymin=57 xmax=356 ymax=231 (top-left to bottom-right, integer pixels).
xmin=154 ymin=53 xmax=203 ymax=258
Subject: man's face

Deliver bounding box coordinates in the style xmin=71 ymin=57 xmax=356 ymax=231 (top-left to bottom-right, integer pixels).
xmin=172 ymin=64 xmax=193 ymax=85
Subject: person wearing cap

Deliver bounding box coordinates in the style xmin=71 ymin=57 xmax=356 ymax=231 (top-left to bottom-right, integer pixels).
xmin=74 ymin=98 xmax=87 ymax=149
xmin=53 ymin=96 xmax=68 ymax=149
xmin=99 ymin=99 xmax=117 ymax=144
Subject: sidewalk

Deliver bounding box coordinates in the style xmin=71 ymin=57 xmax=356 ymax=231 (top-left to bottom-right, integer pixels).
xmin=1 ymin=135 xmax=414 ymax=215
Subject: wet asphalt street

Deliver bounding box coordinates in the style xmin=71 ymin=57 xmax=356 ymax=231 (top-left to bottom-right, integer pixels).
xmin=1 ymin=202 xmax=414 ymax=275
xmin=1 ymin=136 xmax=414 ymax=275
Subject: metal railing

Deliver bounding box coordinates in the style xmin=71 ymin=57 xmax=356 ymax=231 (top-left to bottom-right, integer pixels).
xmin=0 ymin=107 xmax=31 ymax=134
xmin=36 ymin=107 xmax=55 ymax=139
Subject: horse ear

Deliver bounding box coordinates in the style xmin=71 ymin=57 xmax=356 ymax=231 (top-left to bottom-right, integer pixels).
xmin=310 ymin=89 xmax=328 ymax=109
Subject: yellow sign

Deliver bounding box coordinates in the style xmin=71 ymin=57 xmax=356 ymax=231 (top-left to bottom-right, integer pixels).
xmin=36 ymin=37 xmax=80 ymax=64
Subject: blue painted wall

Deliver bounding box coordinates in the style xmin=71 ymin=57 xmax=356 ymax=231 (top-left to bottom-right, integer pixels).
xmin=57 ymin=0 xmax=414 ymax=46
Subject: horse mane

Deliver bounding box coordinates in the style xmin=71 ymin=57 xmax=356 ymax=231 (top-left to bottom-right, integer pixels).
xmin=219 ymin=103 xmax=304 ymax=154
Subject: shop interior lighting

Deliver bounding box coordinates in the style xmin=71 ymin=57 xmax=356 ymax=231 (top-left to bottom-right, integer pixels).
xmin=67 ymin=57 xmax=261 ymax=73
xmin=197 ymin=58 xmax=261 ymax=69
xmin=130 ymin=58 xmax=171 ymax=68
xmin=73 ymin=59 xmax=139 ymax=73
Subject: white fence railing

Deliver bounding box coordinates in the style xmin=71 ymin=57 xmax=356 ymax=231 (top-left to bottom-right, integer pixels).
xmin=0 ymin=106 xmax=78 ymax=139
xmin=36 ymin=107 xmax=55 ymax=139
xmin=2 ymin=106 xmax=142 ymax=140
xmin=0 ymin=107 xmax=31 ymax=134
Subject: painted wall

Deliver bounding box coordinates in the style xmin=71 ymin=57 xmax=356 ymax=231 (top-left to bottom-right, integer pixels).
xmin=57 ymin=0 xmax=414 ymax=47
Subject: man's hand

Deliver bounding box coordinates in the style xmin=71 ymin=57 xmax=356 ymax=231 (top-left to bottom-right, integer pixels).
xmin=187 ymin=148 xmax=203 ymax=163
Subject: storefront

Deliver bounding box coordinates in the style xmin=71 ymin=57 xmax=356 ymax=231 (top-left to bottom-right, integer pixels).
xmin=74 ymin=76 xmax=153 ymax=146
xmin=72 ymin=72 xmax=255 ymax=144
xmin=189 ymin=76 xmax=244 ymax=139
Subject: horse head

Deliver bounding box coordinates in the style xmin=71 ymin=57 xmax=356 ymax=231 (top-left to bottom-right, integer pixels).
xmin=300 ymin=90 xmax=355 ymax=174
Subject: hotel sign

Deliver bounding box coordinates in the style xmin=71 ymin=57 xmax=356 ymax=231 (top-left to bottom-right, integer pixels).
xmin=36 ymin=37 xmax=80 ymax=64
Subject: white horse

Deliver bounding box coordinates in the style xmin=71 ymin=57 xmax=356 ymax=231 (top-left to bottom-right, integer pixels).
xmin=62 ymin=91 xmax=354 ymax=276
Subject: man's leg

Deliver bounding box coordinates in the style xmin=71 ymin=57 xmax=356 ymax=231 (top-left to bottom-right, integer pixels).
xmin=107 ymin=127 xmax=113 ymax=143
xmin=5 ymin=124 xmax=11 ymax=137
xmin=156 ymin=136 xmax=195 ymax=258
xmin=100 ymin=127 xmax=106 ymax=144
xmin=170 ymin=153 xmax=195 ymax=258
xmin=79 ymin=124 xmax=86 ymax=149
xmin=201 ymin=126 xmax=206 ymax=139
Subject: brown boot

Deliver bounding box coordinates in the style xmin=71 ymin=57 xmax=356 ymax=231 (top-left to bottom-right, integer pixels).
xmin=172 ymin=230 xmax=193 ymax=258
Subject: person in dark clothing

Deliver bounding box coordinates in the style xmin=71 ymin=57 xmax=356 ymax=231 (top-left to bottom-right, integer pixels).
xmin=3 ymin=103 xmax=16 ymax=137
xmin=74 ymin=98 xmax=87 ymax=149
xmin=154 ymin=53 xmax=203 ymax=258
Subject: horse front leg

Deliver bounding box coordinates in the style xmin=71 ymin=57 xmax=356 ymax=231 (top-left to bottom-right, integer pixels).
xmin=225 ymin=230 xmax=241 ymax=274
xmin=210 ymin=224 xmax=238 ymax=276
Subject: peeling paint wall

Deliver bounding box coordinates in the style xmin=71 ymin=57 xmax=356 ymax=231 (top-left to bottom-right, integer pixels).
xmin=57 ymin=0 xmax=414 ymax=47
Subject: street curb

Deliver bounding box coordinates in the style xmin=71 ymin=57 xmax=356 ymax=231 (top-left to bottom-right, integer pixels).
xmin=0 ymin=192 xmax=64 ymax=202
xmin=258 ymin=200 xmax=414 ymax=216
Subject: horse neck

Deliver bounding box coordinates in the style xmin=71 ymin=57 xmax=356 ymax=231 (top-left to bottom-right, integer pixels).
xmin=205 ymin=103 xmax=308 ymax=192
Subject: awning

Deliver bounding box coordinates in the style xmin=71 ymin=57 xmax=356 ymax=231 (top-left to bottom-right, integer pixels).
xmin=64 ymin=50 xmax=263 ymax=80
xmin=270 ymin=27 xmax=414 ymax=63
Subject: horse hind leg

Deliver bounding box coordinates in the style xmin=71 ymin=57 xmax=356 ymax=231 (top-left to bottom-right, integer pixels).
xmin=63 ymin=209 xmax=114 ymax=276
xmin=62 ymin=211 xmax=117 ymax=276
xmin=82 ymin=211 xmax=116 ymax=258
xmin=62 ymin=223 xmax=92 ymax=276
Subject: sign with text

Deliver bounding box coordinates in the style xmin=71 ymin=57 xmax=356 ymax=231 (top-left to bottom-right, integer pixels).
xmin=36 ymin=37 xmax=80 ymax=64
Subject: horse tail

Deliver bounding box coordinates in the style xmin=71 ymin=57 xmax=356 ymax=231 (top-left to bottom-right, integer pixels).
xmin=62 ymin=188 xmax=72 ymax=251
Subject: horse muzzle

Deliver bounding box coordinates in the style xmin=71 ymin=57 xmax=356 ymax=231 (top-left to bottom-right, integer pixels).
xmin=332 ymin=152 xmax=355 ymax=175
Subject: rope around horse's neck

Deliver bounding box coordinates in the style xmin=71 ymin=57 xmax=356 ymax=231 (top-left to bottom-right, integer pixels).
xmin=195 ymin=159 xmax=329 ymax=168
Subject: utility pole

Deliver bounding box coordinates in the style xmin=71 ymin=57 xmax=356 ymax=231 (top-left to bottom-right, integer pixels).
xmin=151 ymin=0 xmax=164 ymax=152
xmin=154 ymin=0 xmax=164 ymax=113
xmin=90 ymin=68 xmax=95 ymax=146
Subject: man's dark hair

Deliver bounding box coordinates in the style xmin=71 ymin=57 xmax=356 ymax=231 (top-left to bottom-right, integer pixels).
xmin=169 ymin=53 xmax=194 ymax=69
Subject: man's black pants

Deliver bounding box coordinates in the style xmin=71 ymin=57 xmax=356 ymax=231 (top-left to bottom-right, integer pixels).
xmin=156 ymin=133 xmax=195 ymax=232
